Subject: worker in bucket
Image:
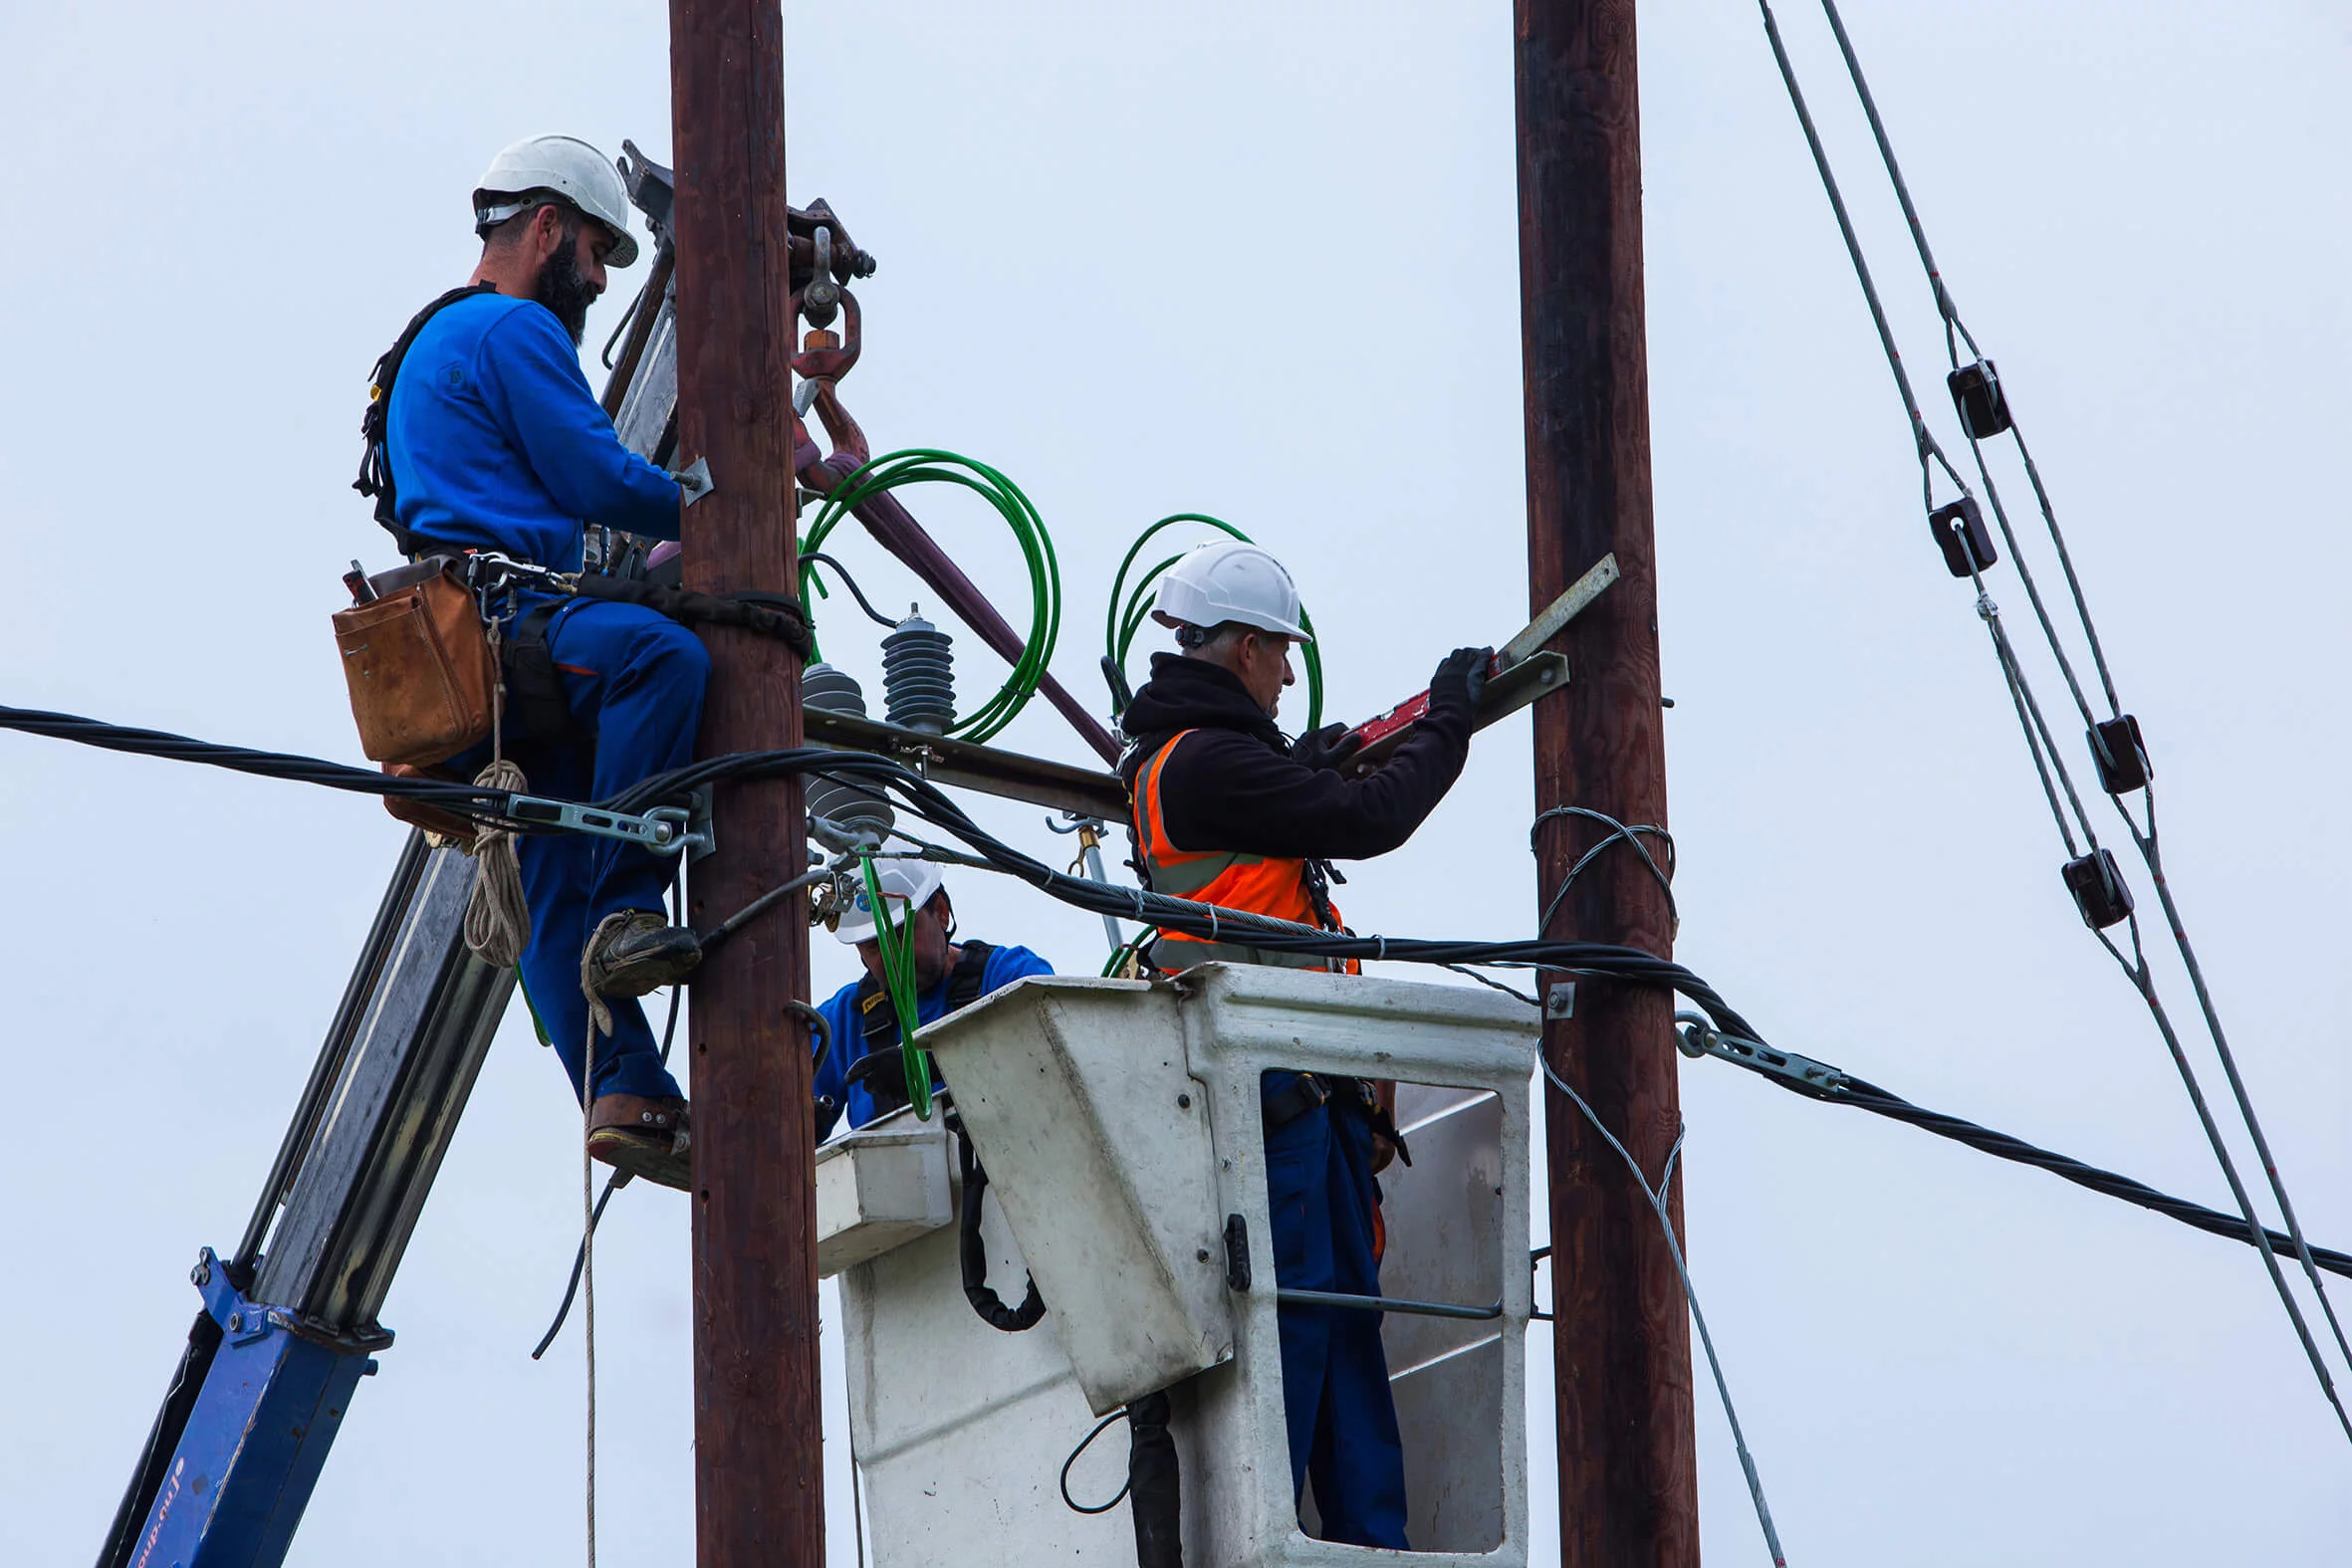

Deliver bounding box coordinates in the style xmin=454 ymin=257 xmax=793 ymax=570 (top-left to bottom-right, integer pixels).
xmin=810 ymin=861 xmax=1055 ymax=1139
xmin=363 ymin=134 xmax=705 ymax=1189
xmin=1116 ymin=540 xmax=1491 ymax=1548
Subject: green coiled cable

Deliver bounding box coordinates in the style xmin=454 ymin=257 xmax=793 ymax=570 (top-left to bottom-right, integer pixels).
xmin=1104 ymin=513 xmax=1323 ymax=734
xmin=801 ymin=449 xmax=1061 ymax=746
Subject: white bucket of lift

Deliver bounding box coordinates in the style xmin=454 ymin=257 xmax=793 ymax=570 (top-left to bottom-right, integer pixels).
xmin=924 ymin=975 xmax=1233 ymax=1415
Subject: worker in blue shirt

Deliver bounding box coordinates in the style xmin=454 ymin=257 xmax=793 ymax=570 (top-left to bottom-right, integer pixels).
xmin=377 ymin=135 xmax=704 ymax=1190
xmin=811 ymin=862 xmax=1055 ymax=1137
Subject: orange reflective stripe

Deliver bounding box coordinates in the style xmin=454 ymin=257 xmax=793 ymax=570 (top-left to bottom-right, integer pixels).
xmin=1135 ymin=731 xmax=1206 ymax=869
xmin=1131 ymin=728 xmax=1341 ymax=963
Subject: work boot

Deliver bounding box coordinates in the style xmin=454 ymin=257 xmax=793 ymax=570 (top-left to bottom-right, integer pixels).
xmin=586 ymin=909 xmax=702 ymax=998
xmin=587 ymin=1094 xmax=691 ymax=1191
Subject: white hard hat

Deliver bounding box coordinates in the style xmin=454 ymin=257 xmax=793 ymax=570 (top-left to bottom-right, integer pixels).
xmin=1149 ymin=542 xmax=1313 ymax=643
xmin=473 ymin=133 xmax=640 ymax=268
xmin=833 ymin=860 xmax=947 ymax=946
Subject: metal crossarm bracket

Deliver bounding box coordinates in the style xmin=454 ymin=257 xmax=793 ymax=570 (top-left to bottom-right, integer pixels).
xmin=1675 ymin=1011 xmax=1848 ymax=1097
xmin=503 ymin=796 xmax=707 ymax=855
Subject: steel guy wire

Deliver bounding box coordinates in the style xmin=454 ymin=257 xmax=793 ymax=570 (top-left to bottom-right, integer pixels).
xmin=1977 ymin=599 xmax=2076 ymax=857
xmin=1540 ymin=1060 xmax=1786 ymax=1566
xmin=1753 ymin=0 xmax=1972 ymax=517
xmin=1530 ymin=805 xmax=1678 ymax=940
xmin=1967 ymin=591 xmax=2352 ymax=1425
xmin=1765 ymin=0 xmax=2352 ymax=1420
xmin=1813 ymin=0 xmax=2124 ymax=719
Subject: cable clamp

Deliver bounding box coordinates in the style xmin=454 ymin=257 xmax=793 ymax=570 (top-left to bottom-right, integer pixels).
xmin=1675 ymin=1011 xmax=1848 ymax=1097
xmin=503 ymin=795 xmax=707 ymax=855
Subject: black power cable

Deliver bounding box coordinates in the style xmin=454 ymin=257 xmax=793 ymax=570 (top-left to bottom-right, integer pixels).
xmin=0 ymin=703 xmax=1769 ymax=1043
xmin=0 ymin=705 xmax=512 ymax=819
xmin=600 ymin=746 xmax=1770 ymax=1042
xmin=1682 ymin=1017 xmax=2352 ymax=1282
xmin=16 ymin=699 xmax=2352 ymax=1355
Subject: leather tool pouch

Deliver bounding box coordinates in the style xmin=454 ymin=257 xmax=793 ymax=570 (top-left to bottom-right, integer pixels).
xmin=334 ymin=559 xmax=497 ymax=767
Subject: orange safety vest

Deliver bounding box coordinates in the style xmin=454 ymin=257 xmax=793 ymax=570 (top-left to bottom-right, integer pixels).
xmin=1130 ymin=730 xmax=1354 ymax=973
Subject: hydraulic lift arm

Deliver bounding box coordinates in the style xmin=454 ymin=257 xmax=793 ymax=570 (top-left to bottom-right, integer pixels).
xmin=98 ymin=836 xmax=513 ymax=1568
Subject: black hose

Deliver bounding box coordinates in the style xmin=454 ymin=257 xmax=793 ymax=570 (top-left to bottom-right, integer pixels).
xmin=952 ymin=1119 xmax=1046 ymax=1333
xmin=1125 ymin=1389 xmax=1184 ymax=1567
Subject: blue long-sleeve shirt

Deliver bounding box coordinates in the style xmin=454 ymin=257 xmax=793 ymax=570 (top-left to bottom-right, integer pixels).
xmin=813 ymin=944 xmax=1057 ymax=1138
xmin=385 ymin=292 xmax=680 ymax=570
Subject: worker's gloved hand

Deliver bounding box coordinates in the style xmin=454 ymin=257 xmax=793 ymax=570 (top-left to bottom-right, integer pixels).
xmin=1290 ymin=722 xmax=1365 ymax=774
xmin=1429 ymin=646 xmax=1495 ymax=717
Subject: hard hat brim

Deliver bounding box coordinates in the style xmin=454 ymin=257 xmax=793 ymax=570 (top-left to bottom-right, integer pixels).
xmin=1152 ymin=607 xmax=1313 ymax=644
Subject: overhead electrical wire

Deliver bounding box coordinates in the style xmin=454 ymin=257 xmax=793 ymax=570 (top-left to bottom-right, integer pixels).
xmin=1753 ymin=0 xmax=2352 ymax=1440
xmin=1543 ymin=1070 xmax=1786 ymax=1567
xmin=0 ymin=702 xmax=1767 ymax=1044
xmin=13 ymin=696 xmax=2352 ymax=1356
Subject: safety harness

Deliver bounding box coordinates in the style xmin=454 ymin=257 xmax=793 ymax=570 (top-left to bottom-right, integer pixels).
xmin=844 ymin=939 xmax=996 ymax=1120
xmin=353 ymin=283 xmax=499 ymax=556
xmin=350 ymin=288 xmax=816 ymax=755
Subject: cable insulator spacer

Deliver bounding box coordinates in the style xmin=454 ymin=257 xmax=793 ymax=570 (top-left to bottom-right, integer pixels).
xmin=1929 ymin=496 xmax=1999 ymax=578
xmin=2087 ymin=715 xmax=2151 ymax=796
xmin=2062 ymin=848 xmax=2135 ymax=931
xmin=1947 ymin=359 xmax=2013 ymax=439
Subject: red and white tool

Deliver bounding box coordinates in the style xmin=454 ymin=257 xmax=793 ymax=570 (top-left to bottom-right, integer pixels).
xmin=1336 ymin=554 xmax=1619 ymax=775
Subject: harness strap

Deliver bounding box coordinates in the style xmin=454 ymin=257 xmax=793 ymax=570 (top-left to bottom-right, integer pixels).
xmin=571 ymin=574 xmax=814 ymax=660
xmin=1259 ymin=1071 xmax=1412 ymax=1165
xmin=354 ymin=283 xmax=499 ymax=553
xmin=846 ymin=941 xmax=997 ymax=1118
xmin=501 ymin=598 xmax=577 ymax=748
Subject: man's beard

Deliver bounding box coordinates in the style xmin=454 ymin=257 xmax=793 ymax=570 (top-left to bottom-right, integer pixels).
xmin=534 ymin=236 xmax=599 ymax=345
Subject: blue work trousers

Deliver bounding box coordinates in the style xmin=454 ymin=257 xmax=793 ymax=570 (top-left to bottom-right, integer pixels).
xmin=1265 ymin=1091 xmax=1409 ymax=1548
xmin=454 ymin=596 xmax=708 ymax=1105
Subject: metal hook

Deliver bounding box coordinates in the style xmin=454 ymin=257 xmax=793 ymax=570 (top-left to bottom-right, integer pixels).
xmin=804 ymin=226 xmax=840 ymax=329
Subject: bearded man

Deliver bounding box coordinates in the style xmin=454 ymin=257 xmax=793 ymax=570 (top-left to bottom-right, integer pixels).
xmin=374 ymin=134 xmax=705 ymax=1190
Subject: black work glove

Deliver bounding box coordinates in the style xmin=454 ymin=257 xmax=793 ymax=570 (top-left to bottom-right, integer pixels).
xmin=1289 ymin=722 xmax=1365 ymax=774
xmin=1429 ymin=646 xmax=1495 ymax=717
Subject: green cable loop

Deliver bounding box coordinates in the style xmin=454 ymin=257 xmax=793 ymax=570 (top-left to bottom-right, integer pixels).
xmin=1104 ymin=514 xmax=1322 ymax=734
xmin=858 ymin=853 xmax=933 ymax=1120
xmin=1099 ymin=930 xmax=1153 ymax=979
xmin=801 ymin=449 xmax=1061 ymax=745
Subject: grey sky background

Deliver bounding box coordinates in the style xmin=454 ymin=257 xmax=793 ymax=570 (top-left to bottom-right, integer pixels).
xmin=4 ymin=1 xmax=2348 ymax=1563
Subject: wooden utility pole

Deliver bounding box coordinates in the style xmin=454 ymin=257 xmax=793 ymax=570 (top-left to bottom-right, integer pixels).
xmin=671 ymin=3 xmax=823 ymax=1565
xmin=1515 ymin=2 xmax=1700 ymax=1563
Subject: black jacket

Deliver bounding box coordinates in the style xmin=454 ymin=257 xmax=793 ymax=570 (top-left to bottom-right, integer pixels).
xmin=1117 ymin=654 xmax=1473 ymax=863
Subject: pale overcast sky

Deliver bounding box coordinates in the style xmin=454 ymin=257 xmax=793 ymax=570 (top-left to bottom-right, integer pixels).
xmin=4 ymin=2 xmax=2348 ymax=1564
